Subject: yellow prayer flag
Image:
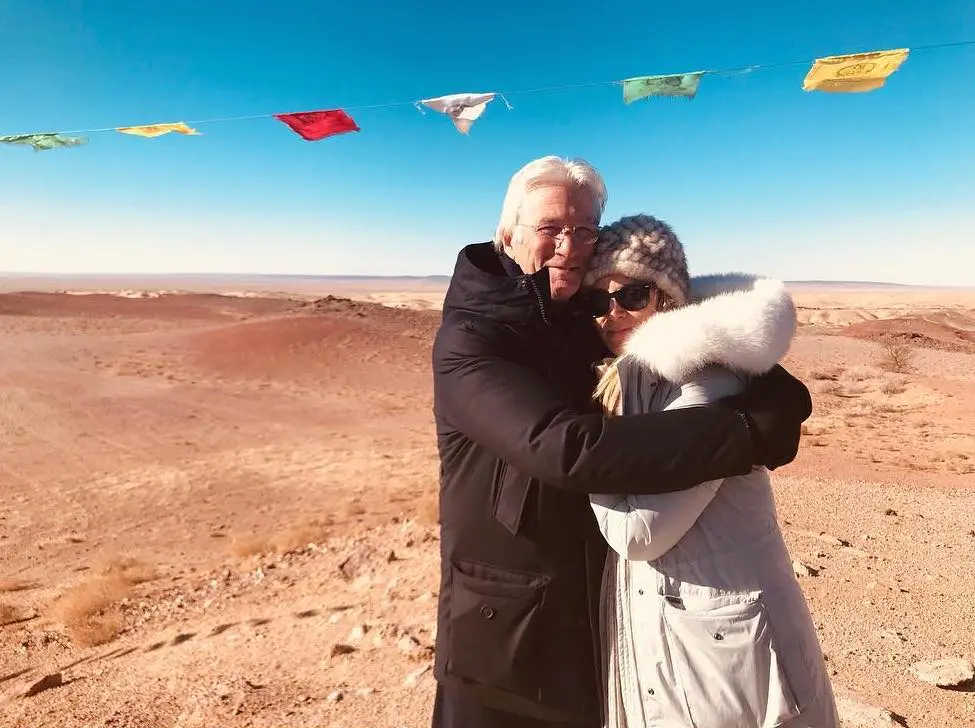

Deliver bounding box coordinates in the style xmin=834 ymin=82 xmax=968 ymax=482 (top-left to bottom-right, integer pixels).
xmin=117 ymin=122 xmax=201 ymax=137
xmin=803 ymin=48 xmax=909 ymax=93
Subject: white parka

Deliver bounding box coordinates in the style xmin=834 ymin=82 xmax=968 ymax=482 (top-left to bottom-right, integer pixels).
xmin=590 ymin=274 xmax=839 ymax=728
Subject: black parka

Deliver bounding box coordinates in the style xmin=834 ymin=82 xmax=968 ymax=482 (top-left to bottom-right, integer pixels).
xmin=431 ymin=243 xmax=755 ymax=723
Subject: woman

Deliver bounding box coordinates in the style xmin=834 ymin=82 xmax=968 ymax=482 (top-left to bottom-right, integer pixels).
xmin=578 ymin=214 xmax=838 ymax=728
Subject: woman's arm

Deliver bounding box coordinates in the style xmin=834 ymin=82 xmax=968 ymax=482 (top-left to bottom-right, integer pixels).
xmin=590 ymin=368 xmax=749 ymax=559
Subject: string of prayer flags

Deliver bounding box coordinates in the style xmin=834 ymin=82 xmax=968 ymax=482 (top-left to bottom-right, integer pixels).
xmin=622 ymin=72 xmax=703 ymax=104
xmin=803 ymin=48 xmax=910 ymax=93
xmin=420 ymin=92 xmax=496 ymax=134
xmin=1 ymin=40 xmax=968 ymax=151
xmin=0 ymin=133 xmax=88 ymax=151
xmin=274 ymin=109 xmax=360 ymax=141
xmin=117 ymin=121 xmax=201 ymax=137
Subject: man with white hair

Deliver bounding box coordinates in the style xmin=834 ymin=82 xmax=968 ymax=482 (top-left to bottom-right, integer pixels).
xmin=430 ymin=156 xmax=812 ymax=728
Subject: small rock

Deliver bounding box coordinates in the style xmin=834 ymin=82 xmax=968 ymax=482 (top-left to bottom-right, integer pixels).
xmin=909 ymin=657 xmax=975 ymax=687
xmin=875 ymin=629 xmax=906 ymax=643
xmin=793 ymin=560 xmax=820 ymax=577
xmin=356 ymin=687 xmax=375 ymax=697
xmin=347 ymin=624 xmax=369 ymax=642
xmin=834 ymin=687 xmax=904 ymax=726
xmin=397 ymin=633 xmax=429 ymax=659
xmin=884 ymin=508 xmax=898 ymax=516
xmin=404 ymin=663 xmax=432 ymax=687
xmin=21 ymin=672 xmax=63 ymax=698
xmin=330 ymin=643 xmax=357 ymax=657
xmin=296 ymin=694 xmax=311 ymax=704
xmin=244 ymin=679 xmax=266 ymax=690
xmin=386 ymin=550 xmax=398 ymax=563
xmin=326 ymin=690 xmax=344 ymax=703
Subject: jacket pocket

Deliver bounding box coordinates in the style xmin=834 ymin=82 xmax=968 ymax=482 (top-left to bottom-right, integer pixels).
xmin=447 ymin=559 xmax=550 ymax=697
xmin=661 ymin=594 xmax=800 ymax=728
xmin=493 ymin=463 xmax=535 ymax=536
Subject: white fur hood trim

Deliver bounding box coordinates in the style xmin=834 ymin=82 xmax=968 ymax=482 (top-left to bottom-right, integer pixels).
xmin=621 ymin=273 xmax=796 ymax=382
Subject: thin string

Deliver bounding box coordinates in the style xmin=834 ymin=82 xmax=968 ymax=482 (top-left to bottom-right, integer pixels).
xmin=28 ymin=38 xmax=975 ymax=137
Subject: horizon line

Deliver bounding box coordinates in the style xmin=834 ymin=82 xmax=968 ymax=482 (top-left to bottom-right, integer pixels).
xmin=2 ymin=271 xmax=974 ymax=290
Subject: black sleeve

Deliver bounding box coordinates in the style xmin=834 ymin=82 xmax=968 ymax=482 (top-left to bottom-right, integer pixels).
xmin=433 ymin=319 xmax=754 ymax=495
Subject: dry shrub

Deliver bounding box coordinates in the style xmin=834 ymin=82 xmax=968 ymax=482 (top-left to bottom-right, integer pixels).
xmin=47 ymin=556 xmax=156 ymax=647
xmin=269 ymin=518 xmax=330 ymax=553
xmin=811 ymin=380 xmax=842 ymax=396
xmin=48 ymin=577 xmax=127 ymax=647
xmin=96 ymin=556 xmax=157 ymax=586
xmin=809 ymin=368 xmax=840 ymax=381
xmin=415 ymin=492 xmax=440 ymax=526
xmin=841 ymin=365 xmax=880 ymax=383
xmin=345 ymin=500 xmax=367 ymax=517
xmin=69 ymin=611 xmax=123 ymax=647
xmin=845 ymin=402 xmax=877 ymax=418
xmin=801 ymin=419 xmax=829 ymax=437
xmin=871 ymin=401 xmax=901 ymax=414
xmin=879 ymin=374 xmax=907 ymax=395
xmin=878 ymin=337 xmax=915 ymax=373
xmin=230 ymin=534 xmax=271 ymax=558
xmin=230 ymin=517 xmax=331 ymax=558
xmin=842 ymin=381 xmax=871 ymax=396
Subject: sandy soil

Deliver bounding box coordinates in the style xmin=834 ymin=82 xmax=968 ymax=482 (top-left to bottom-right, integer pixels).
xmin=0 ymin=284 xmax=973 ymax=728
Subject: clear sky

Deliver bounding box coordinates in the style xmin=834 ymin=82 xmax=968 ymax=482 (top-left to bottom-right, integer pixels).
xmin=1 ymin=0 xmax=973 ymax=284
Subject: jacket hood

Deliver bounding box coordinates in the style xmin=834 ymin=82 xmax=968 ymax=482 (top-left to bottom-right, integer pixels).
xmin=621 ymin=273 xmax=796 ymax=382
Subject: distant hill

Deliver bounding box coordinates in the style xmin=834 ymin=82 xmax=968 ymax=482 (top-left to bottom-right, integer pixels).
xmin=3 ymin=273 xmax=970 ymax=294
xmin=784 ymin=280 xmax=916 ymax=289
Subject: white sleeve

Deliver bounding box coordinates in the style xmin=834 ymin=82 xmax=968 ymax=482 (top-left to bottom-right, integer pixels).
xmin=590 ymin=367 xmax=748 ymax=561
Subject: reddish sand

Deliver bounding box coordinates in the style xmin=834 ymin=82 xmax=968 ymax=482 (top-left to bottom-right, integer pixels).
xmin=0 ymin=288 xmax=973 ymax=727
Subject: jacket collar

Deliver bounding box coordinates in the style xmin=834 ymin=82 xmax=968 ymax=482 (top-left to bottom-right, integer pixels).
xmin=442 ymin=242 xmax=556 ymax=325
xmin=442 ymin=242 xmax=612 ymax=362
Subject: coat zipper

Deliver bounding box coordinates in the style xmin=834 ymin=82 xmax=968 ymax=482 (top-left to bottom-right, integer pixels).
xmin=527 ymin=276 xmax=551 ymax=326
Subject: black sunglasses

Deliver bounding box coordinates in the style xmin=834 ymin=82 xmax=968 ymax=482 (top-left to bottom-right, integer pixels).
xmin=577 ymin=284 xmax=666 ymax=318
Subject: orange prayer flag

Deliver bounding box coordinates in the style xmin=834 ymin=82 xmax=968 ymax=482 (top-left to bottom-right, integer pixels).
xmin=117 ymin=122 xmax=201 ymax=138
xmin=803 ymin=49 xmax=909 ymax=93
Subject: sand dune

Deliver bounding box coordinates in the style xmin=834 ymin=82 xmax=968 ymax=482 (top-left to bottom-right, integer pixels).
xmin=0 ymin=287 xmax=973 ymax=727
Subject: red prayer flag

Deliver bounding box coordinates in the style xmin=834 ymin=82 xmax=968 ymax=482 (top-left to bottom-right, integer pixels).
xmin=274 ymin=109 xmax=360 ymax=141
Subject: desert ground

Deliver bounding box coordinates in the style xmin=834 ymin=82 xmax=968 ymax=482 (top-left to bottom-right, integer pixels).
xmin=1 ymin=278 xmax=974 ymax=728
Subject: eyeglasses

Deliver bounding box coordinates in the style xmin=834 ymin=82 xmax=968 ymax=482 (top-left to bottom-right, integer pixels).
xmin=576 ymin=284 xmax=674 ymax=318
xmin=516 ymin=223 xmax=599 ymax=248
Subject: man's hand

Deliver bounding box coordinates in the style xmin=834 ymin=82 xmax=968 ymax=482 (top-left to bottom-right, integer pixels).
xmin=722 ymin=365 xmax=813 ymax=471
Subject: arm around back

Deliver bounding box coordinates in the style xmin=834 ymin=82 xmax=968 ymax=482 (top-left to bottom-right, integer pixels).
xmin=433 ymin=317 xmax=754 ymax=495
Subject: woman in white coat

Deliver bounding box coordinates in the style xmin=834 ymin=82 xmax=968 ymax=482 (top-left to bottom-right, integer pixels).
xmin=576 ymin=215 xmax=838 ymax=728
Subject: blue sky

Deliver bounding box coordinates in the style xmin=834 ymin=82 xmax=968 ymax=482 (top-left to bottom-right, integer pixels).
xmin=1 ymin=0 xmax=973 ymax=284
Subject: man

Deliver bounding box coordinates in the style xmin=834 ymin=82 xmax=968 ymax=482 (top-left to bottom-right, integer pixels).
xmin=431 ymin=156 xmax=812 ymax=728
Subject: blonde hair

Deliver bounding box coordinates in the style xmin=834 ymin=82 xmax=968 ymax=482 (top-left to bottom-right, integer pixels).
xmin=494 ymin=156 xmax=607 ymax=250
xmin=594 ymin=358 xmax=623 ymax=415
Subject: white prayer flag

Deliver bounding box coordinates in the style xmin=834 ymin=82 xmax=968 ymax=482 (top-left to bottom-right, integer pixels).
xmin=420 ymin=92 xmax=496 ymax=134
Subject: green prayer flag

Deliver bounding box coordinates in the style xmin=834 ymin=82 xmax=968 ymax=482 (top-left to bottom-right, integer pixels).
xmin=622 ymin=72 xmax=704 ymax=104
xmin=0 ymin=133 xmax=88 ymax=151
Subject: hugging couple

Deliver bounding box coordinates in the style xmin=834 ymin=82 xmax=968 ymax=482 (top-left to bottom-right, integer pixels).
xmin=430 ymin=156 xmax=839 ymax=728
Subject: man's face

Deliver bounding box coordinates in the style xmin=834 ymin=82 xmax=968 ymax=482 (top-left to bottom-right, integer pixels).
xmin=504 ymin=186 xmax=598 ymax=302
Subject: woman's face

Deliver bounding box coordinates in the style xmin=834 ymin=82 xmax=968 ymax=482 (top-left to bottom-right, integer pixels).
xmin=589 ymin=274 xmax=662 ymax=354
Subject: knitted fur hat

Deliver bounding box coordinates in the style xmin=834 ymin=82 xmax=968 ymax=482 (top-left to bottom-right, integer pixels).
xmin=584 ymin=214 xmax=690 ymax=307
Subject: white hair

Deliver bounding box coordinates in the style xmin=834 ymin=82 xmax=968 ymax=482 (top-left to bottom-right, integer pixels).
xmin=494 ymin=156 xmax=608 ymax=251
